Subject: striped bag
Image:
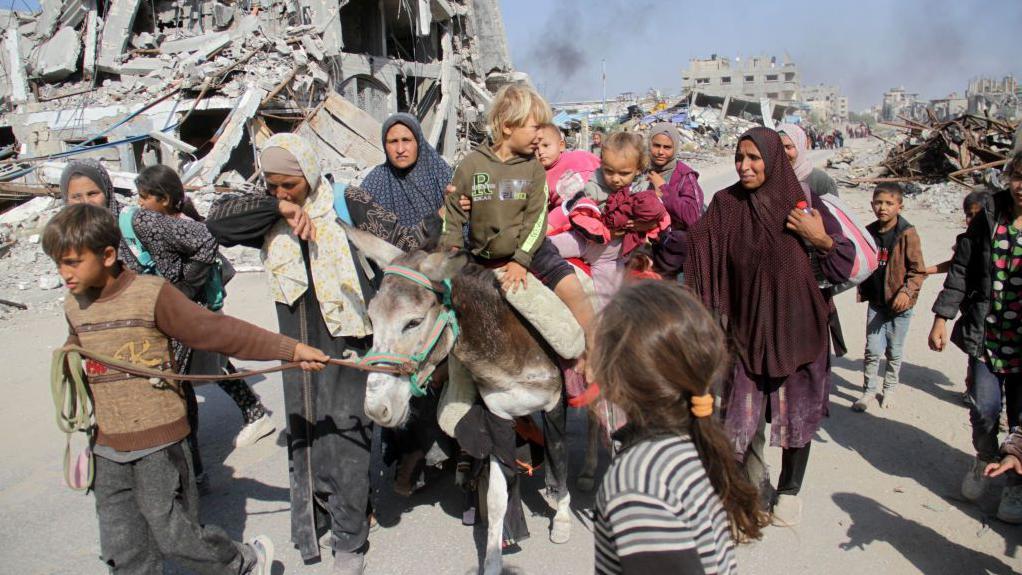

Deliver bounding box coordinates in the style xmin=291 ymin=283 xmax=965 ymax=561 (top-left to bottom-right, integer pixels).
xmin=817 ymin=193 xmax=879 ymax=294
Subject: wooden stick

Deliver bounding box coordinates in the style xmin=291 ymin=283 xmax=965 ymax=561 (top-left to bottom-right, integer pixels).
xmin=0 ymin=299 xmax=27 ymax=310
xmin=947 ymin=158 xmax=1009 ymax=178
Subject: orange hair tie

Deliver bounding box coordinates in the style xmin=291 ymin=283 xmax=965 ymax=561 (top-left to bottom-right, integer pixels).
xmin=690 ymin=394 xmax=714 ymax=418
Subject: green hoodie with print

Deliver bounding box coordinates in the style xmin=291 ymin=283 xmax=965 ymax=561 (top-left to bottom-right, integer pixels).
xmin=441 ymin=144 xmax=548 ymax=267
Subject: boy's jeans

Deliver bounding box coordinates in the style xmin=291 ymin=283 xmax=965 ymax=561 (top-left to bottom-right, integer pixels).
xmin=969 ymin=357 xmax=1022 ymax=474
xmin=863 ymin=304 xmax=913 ymax=395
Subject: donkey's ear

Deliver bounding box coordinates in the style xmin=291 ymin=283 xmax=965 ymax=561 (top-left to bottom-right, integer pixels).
xmin=420 ymin=251 xmax=468 ymax=283
xmin=341 ymin=221 xmax=404 ymax=267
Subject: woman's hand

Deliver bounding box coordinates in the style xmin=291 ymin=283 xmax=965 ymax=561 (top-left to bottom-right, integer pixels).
xmin=648 ymin=171 xmax=666 ymax=192
xmin=500 ymin=261 xmax=528 ymax=293
xmin=786 ymin=208 xmax=833 ymax=251
xmin=928 ymin=317 xmax=948 ymax=351
xmin=293 ymin=343 xmax=329 ymax=371
xmin=279 ymin=200 xmax=316 ymax=241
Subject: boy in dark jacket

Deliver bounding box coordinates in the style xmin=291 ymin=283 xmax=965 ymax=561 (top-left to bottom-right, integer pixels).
xmin=44 ymin=204 xmax=329 ymax=574
xmin=854 ymin=183 xmax=926 ymax=412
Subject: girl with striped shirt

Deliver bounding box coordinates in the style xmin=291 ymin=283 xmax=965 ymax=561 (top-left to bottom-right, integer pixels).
xmin=589 ymin=282 xmax=766 ymax=574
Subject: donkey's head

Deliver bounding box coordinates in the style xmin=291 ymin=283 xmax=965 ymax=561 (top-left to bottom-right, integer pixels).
xmin=345 ymin=224 xmax=466 ymax=428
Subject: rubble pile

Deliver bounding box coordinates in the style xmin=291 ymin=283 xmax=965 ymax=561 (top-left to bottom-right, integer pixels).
xmin=873 ymin=113 xmax=1018 ymax=185
xmin=0 ymin=0 xmax=520 ymax=313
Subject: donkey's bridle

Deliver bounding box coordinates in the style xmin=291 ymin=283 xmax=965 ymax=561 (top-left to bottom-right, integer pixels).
xmin=357 ymin=265 xmax=460 ymax=397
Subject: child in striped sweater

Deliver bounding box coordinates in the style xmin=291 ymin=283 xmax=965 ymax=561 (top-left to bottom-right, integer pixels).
xmin=589 ymin=282 xmax=765 ymax=574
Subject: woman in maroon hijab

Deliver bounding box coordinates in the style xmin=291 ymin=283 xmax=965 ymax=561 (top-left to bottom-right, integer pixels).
xmin=685 ymin=127 xmax=855 ymax=527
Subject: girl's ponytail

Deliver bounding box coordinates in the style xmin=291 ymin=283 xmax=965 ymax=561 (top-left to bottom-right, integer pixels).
xmin=689 ymin=410 xmax=767 ymax=542
xmin=180 ymin=195 xmax=205 ymax=222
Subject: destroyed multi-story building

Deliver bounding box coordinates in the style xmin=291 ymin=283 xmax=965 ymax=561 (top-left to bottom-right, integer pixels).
xmin=681 ymin=54 xmax=801 ymax=104
xmin=801 ymin=83 xmax=848 ymax=123
xmin=0 ymin=0 xmax=521 ymax=207
xmin=966 ymin=75 xmax=1020 ymax=120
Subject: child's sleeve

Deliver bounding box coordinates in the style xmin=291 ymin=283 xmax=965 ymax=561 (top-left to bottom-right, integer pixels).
xmin=902 ymin=229 xmax=927 ymax=304
xmin=933 ymin=230 xmax=972 ymax=319
xmin=512 ymin=163 xmax=549 ymax=268
xmin=154 ymin=282 xmax=298 ymax=361
xmin=440 ymin=165 xmax=470 ymax=251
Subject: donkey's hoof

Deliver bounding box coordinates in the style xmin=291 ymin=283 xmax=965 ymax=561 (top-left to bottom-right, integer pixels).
xmin=550 ymin=517 xmax=571 ymax=544
xmin=577 ymin=476 xmax=595 ymax=492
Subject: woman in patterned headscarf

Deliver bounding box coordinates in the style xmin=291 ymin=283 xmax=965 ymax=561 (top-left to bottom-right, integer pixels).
xmin=685 ymin=128 xmax=855 ymax=528
xmin=355 ymin=113 xmax=450 ymax=251
xmin=205 ymin=133 xmax=373 ymax=572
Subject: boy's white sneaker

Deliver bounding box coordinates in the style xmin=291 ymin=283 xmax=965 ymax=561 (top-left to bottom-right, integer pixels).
xmin=851 ymin=392 xmax=877 ymax=412
xmin=235 ymin=414 xmax=275 ymax=448
xmin=997 ymin=485 xmax=1022 ymax=524
xmin=247 ymin=535 xmax=274 ymax=575
xmin=961 ymin=458 xmax=992 ymax=501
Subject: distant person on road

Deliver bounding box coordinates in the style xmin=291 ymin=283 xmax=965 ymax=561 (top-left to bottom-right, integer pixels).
xmin=930 ymin=151 xmax=1022 ymax=525
xmin=591 ymin=282 xmax=765 ymax=574
xmin=853 ymin=184 xmax=926 ymax=412
xmin=590 ymin=129 xmax=605 ymax=155
xmin=686 ymin=127 xmax=855 ymax=527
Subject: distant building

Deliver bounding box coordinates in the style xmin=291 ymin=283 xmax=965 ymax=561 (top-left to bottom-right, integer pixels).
xmin=881 ymin=87 xmax=921 ymax=121
xmin=802 ymin=83 xmax=849 ymax=122
xmin=966 ymin=75 xmax=1020 ymax=120
xmin=930 ymin=93 xmax=968 ymax=121
xmin=681 ymin=54 xmax=801 ymax=103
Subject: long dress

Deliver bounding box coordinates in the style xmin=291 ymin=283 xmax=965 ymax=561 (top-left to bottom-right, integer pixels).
xmin=206 ymin=194 xmax=374 ymax=561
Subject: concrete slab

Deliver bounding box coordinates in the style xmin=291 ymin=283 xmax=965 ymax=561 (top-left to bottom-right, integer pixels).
xmin=96 ymin=0 xmax=141 ymax=73
xmin=118 ymin=57 xmax=169 ymax=76
xmin=3 ymin=30 xmax=30 ymax=104
xmin=181 ymin=86 xmax=266 ymax=186
xmin=33 ymin=26 xmax=81 ymax=81
xmin=161 ymin=32 xmax=227 ymax=55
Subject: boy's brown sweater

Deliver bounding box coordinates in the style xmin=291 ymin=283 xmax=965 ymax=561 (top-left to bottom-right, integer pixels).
xmin=65 ymin=270 xmax=298 ymax=451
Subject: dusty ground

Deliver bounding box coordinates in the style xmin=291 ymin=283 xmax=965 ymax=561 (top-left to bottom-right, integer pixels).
xmin=0 ymin=137 xmax=1018 ymax=574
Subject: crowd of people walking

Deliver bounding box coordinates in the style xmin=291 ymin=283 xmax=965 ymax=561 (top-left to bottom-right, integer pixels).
xmin=42 ymin=80 xmax=1022 ymax=574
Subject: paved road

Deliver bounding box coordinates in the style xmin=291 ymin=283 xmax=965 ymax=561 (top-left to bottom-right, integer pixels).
xmin=1 ymin=140 xmax=1018 ymax=574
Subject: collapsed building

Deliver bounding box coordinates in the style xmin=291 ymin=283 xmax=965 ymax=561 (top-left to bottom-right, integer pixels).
xmin=0 ymin=0 xmax=521 ymax=210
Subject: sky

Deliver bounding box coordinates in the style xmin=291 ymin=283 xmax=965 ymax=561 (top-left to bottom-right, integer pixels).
xmin=499 ymin=0 xmax=1022 ymax=111
xmin=4 ymin=0 xmax=1018 ymax=111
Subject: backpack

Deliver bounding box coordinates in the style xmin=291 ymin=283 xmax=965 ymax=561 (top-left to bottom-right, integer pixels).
xmin=118 ymin=206 xmax=231 ymax=311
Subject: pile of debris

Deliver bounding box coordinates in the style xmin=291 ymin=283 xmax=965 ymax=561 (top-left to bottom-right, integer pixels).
xmin=866 ymin=113 xmax=1018 ymax=186
xmin=0 ymin=0 xmax=521 ymax=313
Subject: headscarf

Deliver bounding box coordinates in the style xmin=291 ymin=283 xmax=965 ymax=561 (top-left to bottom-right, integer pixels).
xmin=360 ymin=113 xmax=451 ymax=227
xmin=648 ymin=122 xmax=680 ymax=182
xmin=685 ymin=127 xmax=829 ymax=378
xmin=59 ymin=158 xmax=119 ymax=215
xmin=260 ymin=133 xmax=372 ymax=338
xmin=776 ymin=123 xmax=813 ymax=183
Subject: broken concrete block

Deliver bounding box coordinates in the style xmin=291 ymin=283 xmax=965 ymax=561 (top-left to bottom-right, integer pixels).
xmin=34 ymin=0 xmax=62 ymax=39
xmin=0 ymin=197 xmax=58 ymax=228
xmin=59 ymin=0 xmax=91 ymax=29
xmin=182 ymin=86 xmax=267 ymax=186
xmin=212 ymin=2 xmax=235 ymax=28
xmin=118 ymin=57 xmax=169 ymax=76
xmin=3 ymin=30 xmax=30 ymax=104
xmin=132 ymin=31 xmax=156 ymax=49
xmin=83 ymin=9 xmax=98 ymax=79
xmin=300 ymin=35 xmax=323 ymax=61
xmin=38 ymin=275 xmax=62 ymax=290
xmin=33 ymin=27 xmax=81 ymax=81
xmin=161 ymin=32 xmax=227 ymax=55
xmin=97 ymin=0 xmax=141 ymax=73
xmin=308 ymin=61 xmax=329 ymax=85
